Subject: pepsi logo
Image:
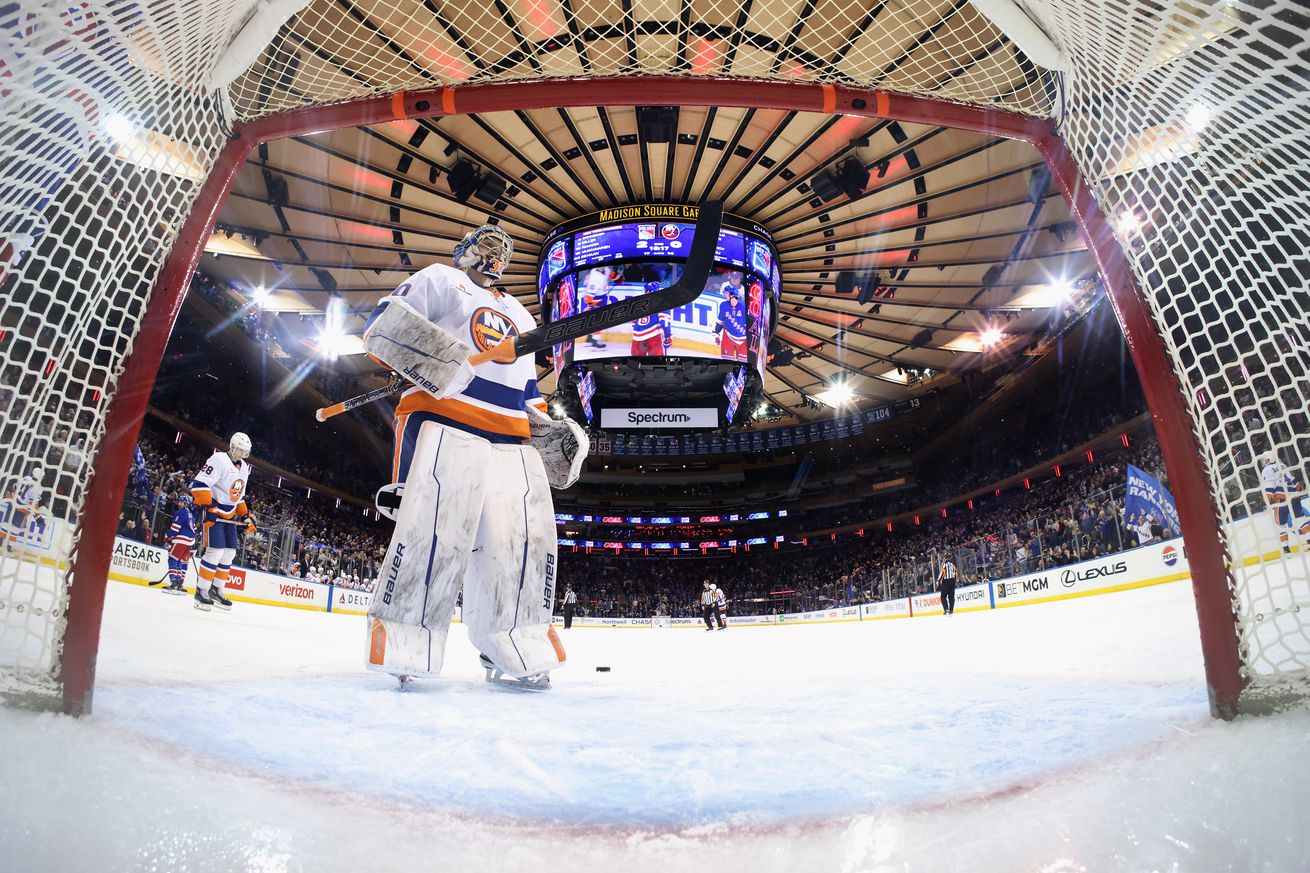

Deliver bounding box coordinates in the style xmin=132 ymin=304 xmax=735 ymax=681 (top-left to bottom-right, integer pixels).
xmin=1161 ymin=545 xmax=1178 ymax=566
xmin=470 ymin=307 xmax=519 ymax=355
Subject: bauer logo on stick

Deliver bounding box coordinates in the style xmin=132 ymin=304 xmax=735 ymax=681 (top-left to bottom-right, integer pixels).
xmin=470 ymin=307 xmax=519 ymax=353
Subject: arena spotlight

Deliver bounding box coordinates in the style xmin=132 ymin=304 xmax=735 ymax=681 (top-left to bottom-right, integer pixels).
xmin=980 ymin=327 xmax=1004 ymax=348
xmin=105 ymin=113 xmax=136 ymax=144
xmin=1053 ymin=279 xmax=1075 ymax=301
xmin=1186 ymin=102 xmax=1212 ymax=133
xmin=1114 ymin=210 xmax=1143 ymax=236
xmin=816 ymin=380 xmax=855 ymax=407
xmin=250 ymin=284 xmax=270 ymax=305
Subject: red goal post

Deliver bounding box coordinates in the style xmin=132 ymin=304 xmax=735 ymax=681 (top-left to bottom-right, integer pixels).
xmin=47 ymin=77 xmax=1243 ymax=715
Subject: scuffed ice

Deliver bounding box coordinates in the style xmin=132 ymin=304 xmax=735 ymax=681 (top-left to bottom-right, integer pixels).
xmin=1 ymin=581 xmax=1307 ymax=872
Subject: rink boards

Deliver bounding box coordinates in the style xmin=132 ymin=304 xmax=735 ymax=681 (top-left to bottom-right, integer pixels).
xmin=103 ymin=533 xmax=1207 ymax=626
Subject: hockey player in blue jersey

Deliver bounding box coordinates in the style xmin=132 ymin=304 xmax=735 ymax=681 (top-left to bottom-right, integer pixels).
xmin=152 ymin=501 xmax=196 ymax=594
xmin=631 ymin=282 xmax=673 ymax=356
xmin=713 ymin=274 xmax=748 ymax=361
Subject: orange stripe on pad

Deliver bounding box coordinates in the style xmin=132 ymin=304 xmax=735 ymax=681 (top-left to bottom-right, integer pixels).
xmin=876 ymin=92 xmax=890 ymax=118
xmin=391 ymin=91 xmax=406 ymax=120
xmin=441 ymin=88 xmax=457 ymax=115
xmin=548 ymin=626 xmax=566 ymax=664
xmin=821 ymin=83 xmax=837 ymax=114
xmin=369 ymin=620 xmax=388 ymax=665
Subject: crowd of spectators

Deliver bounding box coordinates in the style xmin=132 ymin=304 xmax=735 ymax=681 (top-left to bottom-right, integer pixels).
xmin=556 ymin=429 xmax=1172 ymax=618
xmin=115 ymin=298 xmax=1183 ymax=614
xmin=119 ymin=370 xmax=1174 ymax=615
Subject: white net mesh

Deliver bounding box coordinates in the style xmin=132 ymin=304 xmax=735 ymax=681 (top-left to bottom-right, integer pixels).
xmin=1035 ymin=0 xmax=1310 ymax=702
xmin=227 ymin=0 xmax=1057 ymax=119
xmin=0 ymin=0 xmax=245 ymax=703
xmin=2 ymin=0 xmax=1308 ymax=711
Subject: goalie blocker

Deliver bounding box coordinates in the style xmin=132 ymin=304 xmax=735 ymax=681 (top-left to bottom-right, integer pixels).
xmin=366 ymin=420 xmax=566 ymax=680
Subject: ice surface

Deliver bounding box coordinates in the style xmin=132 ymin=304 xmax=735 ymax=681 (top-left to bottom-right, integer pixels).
xmin=2 ymin=579 xmax=1309 ymax=872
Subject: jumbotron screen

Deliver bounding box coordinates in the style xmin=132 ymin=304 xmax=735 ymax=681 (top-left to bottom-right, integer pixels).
xmin=539 ymin=205 xmax=780 ymax=381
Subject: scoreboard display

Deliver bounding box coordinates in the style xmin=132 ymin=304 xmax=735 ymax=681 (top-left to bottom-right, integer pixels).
xmin=539 ymin=205 xmax=780 ymax=385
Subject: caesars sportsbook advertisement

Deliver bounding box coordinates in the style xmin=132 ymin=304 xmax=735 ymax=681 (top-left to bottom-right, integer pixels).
xmin=539 ymin=205 xmax=780 ymax=382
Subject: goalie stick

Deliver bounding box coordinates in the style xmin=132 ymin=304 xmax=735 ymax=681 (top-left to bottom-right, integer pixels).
xmin=314 ymin=200 xmax=725 ymax=421
xmin=315 ymin=378 xmax=404 ymax=422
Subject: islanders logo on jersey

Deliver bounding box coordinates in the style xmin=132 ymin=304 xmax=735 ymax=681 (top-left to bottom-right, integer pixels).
xmin=470 ymin=307 xmax=520 ymax=355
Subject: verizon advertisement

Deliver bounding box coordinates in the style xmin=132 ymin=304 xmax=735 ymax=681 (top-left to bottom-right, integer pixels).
xmin=600 ymin=407 xmax=718 ymax=429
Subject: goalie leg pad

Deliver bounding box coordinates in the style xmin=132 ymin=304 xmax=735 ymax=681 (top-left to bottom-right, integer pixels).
xmin=363 ymin=298 xmax=474 ymax=400
xmin=463 ymin=442 xmax=566 ymax=679
xmin=367 ymin=421 xmax=491 ymax=676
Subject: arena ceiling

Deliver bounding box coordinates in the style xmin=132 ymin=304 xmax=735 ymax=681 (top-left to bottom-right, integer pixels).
xmin=197 ymin=0 xmax=1099 ymax=421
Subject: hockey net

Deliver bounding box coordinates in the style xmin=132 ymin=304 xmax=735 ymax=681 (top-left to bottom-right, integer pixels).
xmin=0 ymin=0 xmax=1306 ymax=715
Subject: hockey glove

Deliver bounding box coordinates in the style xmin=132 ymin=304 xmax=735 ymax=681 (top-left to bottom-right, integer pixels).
xmin=527 ymin=406 xmax=589 ymax=490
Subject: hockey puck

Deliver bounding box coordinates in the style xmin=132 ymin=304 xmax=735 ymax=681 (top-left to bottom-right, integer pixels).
xmin=595 ymin=666 xmax=611 ymax=672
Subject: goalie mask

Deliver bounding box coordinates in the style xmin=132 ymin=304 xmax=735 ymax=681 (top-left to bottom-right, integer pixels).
xmin=454 ymin=224 xmax=514 ymax=286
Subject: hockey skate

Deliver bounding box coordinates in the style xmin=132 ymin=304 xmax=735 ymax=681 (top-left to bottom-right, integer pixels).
xmin=162 ymin=579 xmax=187 ymax=596
xmin=209 ymin=586 xmax=233 ymax=611
xmin=193 ymin=588 xmax=213 ymax=611
xmin=480 ymin=654 xmax=552 ymax=691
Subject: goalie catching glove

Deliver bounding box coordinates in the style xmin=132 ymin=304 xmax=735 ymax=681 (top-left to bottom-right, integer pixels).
xmin=527 ymin=407 xmax=589 ymax=489
xmin=362 ymin=298 xmax=475 ymax=399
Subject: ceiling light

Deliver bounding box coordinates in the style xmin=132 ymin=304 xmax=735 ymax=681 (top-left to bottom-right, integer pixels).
xmin=1113 ymin=211 xmax=1142 ymax=236
xmin=980 ymin=327 xmax=1004 ymax=347
xmin=251 ymin=284 xmax=270 ymax=305
xmin=814 ymin=381 xmax=855 ymax=407
xmin=1053 ymin=279 xmax=1075 ymax=301
xmin=1185 ymin=102 xmax=1212 ymax=133
xmin=105 ymin=113 xmax=136 ymax=144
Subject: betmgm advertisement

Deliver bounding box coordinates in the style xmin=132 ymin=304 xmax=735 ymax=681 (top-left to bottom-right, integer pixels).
xmin=540 ymin=206 xmax=779 ymax=380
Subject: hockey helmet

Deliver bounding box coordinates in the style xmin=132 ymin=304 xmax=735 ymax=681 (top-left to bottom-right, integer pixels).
xmin=454 ymin=224 xmax=514 ymax=285
xmin=1259 ymin=454 xmax=1277 ymax=468
xmin=229 ymin=432 xmax=252 ymax=461
xmin=29 ymin=465 xmax=43 ymax=481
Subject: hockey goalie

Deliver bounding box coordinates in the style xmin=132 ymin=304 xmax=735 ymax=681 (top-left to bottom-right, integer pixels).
xmin=361 ymin=224 xmax=589 ymax=689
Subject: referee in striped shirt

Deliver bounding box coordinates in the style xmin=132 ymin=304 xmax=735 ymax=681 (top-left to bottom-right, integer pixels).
xmin=938 ymin=559 xmax=959 ymax=616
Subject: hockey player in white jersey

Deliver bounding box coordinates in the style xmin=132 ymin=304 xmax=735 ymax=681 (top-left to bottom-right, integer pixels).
xmin=4 ymin=467 xmax=44 ymax=553
xmin=1260 ymin=454 xmax=1310 ymax=553
xmin=362 ymin=224 xmax=588 ymax=688
xmin=190 ymin=433 xmax=255 ymax=611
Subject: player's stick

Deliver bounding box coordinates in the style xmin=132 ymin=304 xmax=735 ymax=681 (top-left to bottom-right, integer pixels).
xmin=314 ymin=200 xmax=726 ymax=421
xmin=469 ymin=200 xmax=723 ymax=365
xmin=315 ymin=378 xmax=404 ymax=422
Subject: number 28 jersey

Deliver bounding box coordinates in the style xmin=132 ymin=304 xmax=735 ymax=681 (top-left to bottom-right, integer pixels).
xmin=191 ymin=451 xmax=250 ymax=522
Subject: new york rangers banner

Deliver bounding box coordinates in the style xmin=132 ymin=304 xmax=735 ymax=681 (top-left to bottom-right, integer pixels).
xmin=1125 ymin=464 xmax=1181 ymax=537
